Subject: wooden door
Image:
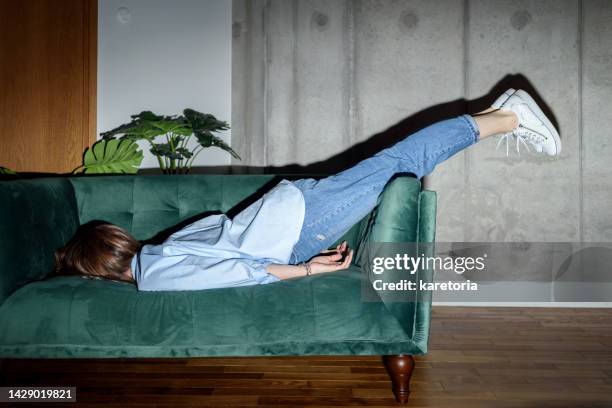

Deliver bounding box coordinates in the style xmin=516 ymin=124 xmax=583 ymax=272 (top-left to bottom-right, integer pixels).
xmin=0 ymin=0 xmax=96 ymax=173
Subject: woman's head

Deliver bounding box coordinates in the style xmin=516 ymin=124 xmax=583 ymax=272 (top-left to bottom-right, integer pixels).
xmin=53 ymin=222 xmax=140 ymax=283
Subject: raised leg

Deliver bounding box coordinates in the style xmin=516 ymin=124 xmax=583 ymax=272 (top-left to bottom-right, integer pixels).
xmin=383 ymin=354 xmax=415 ymax=404
xmin=290 ymin=114 xmax=481 ymax=264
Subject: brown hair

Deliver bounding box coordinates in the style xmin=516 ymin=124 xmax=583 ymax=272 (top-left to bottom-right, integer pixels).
xmin=52 ymin=222 xmax=140 ymax=284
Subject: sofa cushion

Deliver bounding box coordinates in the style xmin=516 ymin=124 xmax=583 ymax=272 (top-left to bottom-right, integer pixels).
xmin=0 ymin=266 xmax=427 ymax=358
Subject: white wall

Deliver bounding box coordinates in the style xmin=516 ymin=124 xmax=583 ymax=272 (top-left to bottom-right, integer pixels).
xmin=98 ymin=0 xmax=231 ymax=169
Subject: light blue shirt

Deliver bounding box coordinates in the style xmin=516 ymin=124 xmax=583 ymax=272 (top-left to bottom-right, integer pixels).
xmin=131 ymin=179 xmax=305 ymax=291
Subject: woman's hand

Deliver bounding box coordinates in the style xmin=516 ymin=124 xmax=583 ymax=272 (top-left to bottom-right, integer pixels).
xmin=307 ymin=240 xmax=354 ymax=275
xmin=309 ymin=240 xmax=348 ymax=264
xmin=265 ymin=241 xmax=354 ymax=280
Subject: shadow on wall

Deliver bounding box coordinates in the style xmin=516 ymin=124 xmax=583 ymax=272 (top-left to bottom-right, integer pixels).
xmin=221 ymin=73 xmax=559 ymax=176
xmin=2 ymin=74 xmax=558 ymax=182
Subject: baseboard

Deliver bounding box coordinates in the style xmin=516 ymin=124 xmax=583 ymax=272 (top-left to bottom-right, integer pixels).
xmin=432 ymin=301 xmax=612 ymax=308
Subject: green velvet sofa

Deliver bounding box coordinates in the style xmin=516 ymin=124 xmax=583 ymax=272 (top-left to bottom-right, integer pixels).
xmin=0 ymin=174 xmax=436 ymax=403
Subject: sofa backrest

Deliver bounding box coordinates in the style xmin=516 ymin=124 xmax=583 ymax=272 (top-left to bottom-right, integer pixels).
xmin=0 ymin=178 xmax=80 ymax=303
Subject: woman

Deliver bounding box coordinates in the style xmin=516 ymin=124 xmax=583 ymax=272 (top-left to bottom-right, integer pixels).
xmin=53 ymin=88 xmax=560 ymax=291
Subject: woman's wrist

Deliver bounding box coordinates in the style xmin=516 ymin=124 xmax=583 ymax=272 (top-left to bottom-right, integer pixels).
xmin=301 ymin=262 xmax=312 ymax=276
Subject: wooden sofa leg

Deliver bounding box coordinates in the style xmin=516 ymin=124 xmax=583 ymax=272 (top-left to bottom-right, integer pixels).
xmin=383 ymin=354 xmax=415 ymax=404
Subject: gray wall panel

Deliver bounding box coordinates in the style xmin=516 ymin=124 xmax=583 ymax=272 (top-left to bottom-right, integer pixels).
xmin=232 ymin=0 xmax=267 ymax=170
xmin=293 ymin=0 xmax=352 ymax=165
xmin=583 ymin=0 xmax=612 ymax=241
xmin=354 ymin=0 xmax=464 ymax=139
xmin=265 ymin=0 xmax=298 ymax=166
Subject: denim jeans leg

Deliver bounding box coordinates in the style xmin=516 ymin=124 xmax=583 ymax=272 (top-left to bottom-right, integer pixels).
xmin=289 ymin=114 xmax=480 ymax=264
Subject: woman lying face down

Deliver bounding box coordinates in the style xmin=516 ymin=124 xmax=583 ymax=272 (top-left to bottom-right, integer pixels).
xmin=51 ymin=220 xmax=354 ymax=289
xmin=50 ymin=88 xmax=561 ymax=291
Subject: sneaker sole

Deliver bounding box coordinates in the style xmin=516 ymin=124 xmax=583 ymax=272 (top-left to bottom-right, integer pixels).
xmin=515 ymin=89 xmax=562 ymax=155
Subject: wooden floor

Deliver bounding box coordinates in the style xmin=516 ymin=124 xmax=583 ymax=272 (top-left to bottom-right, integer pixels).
xmin=2 ymin=307 xmax=612 ymax=407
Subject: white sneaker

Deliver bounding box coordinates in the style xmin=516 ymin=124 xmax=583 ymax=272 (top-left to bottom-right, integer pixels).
xmin=492 ymin=88 xmax=516 ymax=109
xmin=496 ymin=89 xmax=561 ymax=157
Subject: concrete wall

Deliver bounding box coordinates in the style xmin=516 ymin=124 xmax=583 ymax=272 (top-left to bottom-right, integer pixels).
xmin=98 ymin=0 xmax=231 ymax=169
xmin=232 ymin=0 xmax=612 ymax=243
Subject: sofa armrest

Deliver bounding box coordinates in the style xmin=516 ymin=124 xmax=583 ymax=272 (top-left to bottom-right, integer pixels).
xmin=356 ymin=175 xmax=437 ymax=354
xmin=0 ymin=178 xmax=79 ymax=304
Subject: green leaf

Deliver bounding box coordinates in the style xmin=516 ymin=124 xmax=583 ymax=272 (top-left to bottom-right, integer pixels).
xmin=184 ymin=109 xmax=230 ymax=133
xmin=175 ymin=147 xmax=193 ymax=159
xmin=81 ymin=139 xmax=144 ymax=174
xmin=0 ymin=166 xmax=17 ymax=175
xmin=150 ymin=143 xmax=172 ymax=157
xmin=150 ymin=143 xmax=192 ymax=160
xmin=185 ymin=108 xmax=239 ymax=161
xmin=132 ymin=111 xmax=161 ymax=121
xmin=151 ymin=118 xmax=191 ymax=135
xmin=194 ymin=131 xmax=241 ymax=160
xmin=100 ymin=111 xmax=175 ymax=142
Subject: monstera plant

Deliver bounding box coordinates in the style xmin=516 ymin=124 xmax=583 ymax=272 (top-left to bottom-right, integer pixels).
xmin=100 ymin=109 xmax=239 ymax=174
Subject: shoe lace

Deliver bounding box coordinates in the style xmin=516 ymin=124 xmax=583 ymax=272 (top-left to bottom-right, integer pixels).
xmin=496 ymin=125 xmax=546 ymax=157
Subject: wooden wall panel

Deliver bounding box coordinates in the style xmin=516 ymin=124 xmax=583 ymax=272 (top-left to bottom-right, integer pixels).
xmin=0 ymin=0 xmax=96 ymax=173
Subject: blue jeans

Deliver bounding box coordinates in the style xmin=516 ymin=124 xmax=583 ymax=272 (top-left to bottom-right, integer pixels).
xmin=288 ymin=114 xmax=480 ymax=264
